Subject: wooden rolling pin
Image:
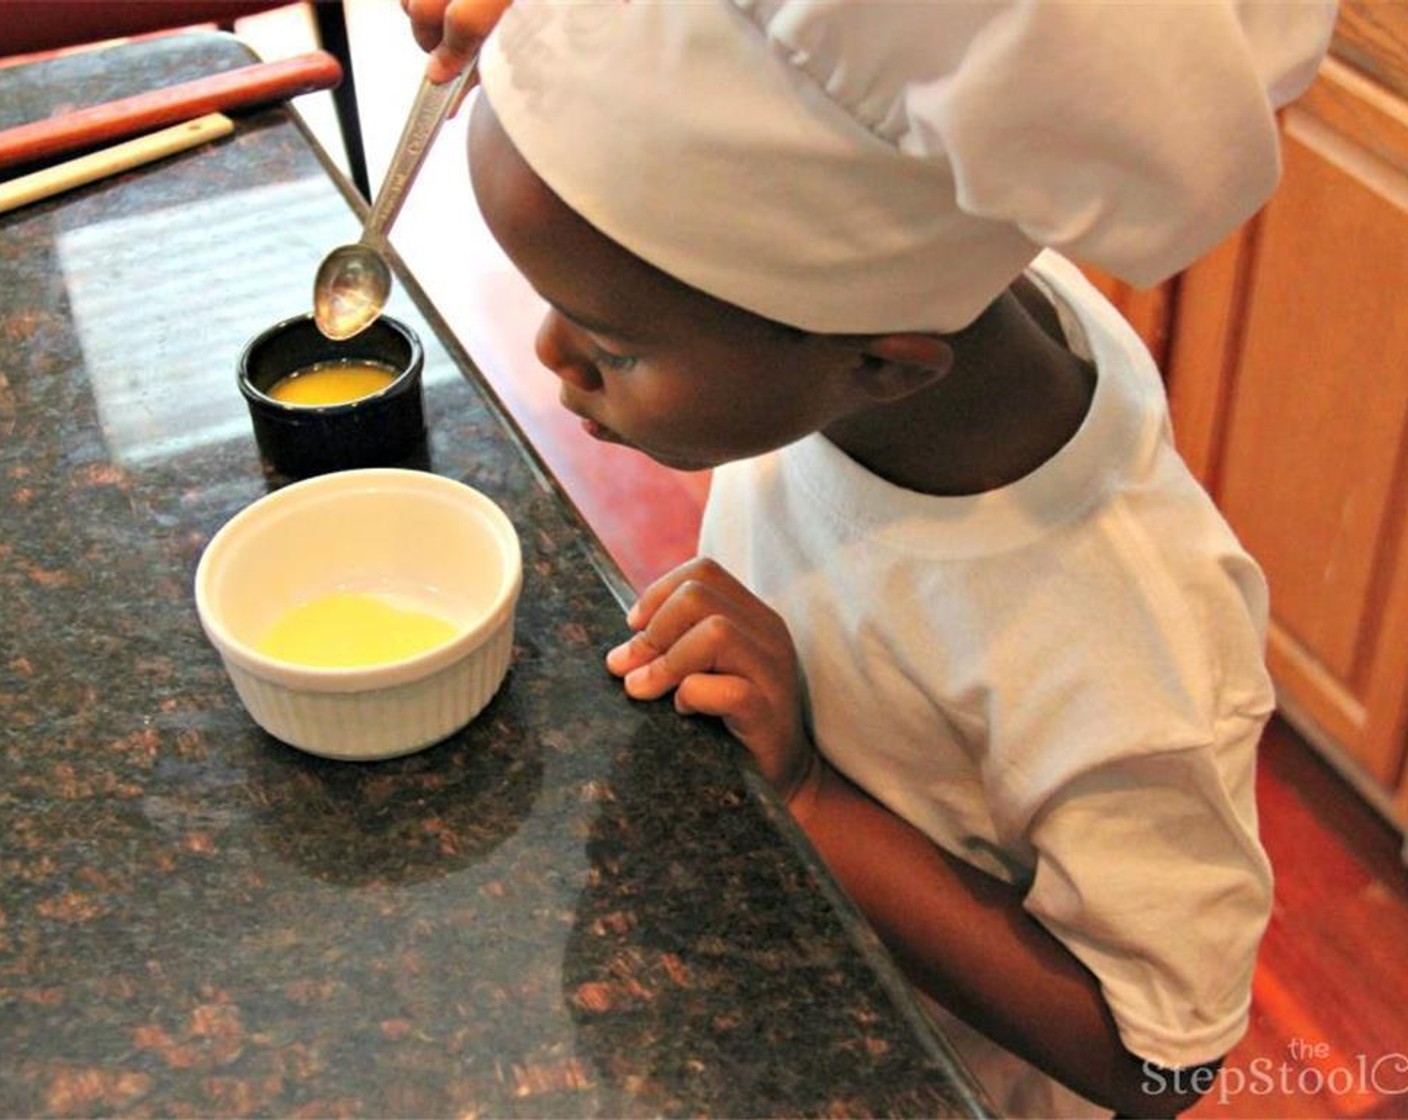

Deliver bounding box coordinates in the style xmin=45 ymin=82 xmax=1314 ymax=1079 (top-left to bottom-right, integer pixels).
xmin=0 ymin=50 xmax=342 ymax=173
xmin=0 ymin=112 xmax=235 ymax=214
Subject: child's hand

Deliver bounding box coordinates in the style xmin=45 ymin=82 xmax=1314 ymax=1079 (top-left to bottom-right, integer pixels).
xmin=606 ymin=557 xmax=817 ymax=803
xmin=403 ymin=0 xmax=510 ymax=84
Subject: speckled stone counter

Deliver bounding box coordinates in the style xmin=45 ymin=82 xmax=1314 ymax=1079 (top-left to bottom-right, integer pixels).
xmin=0 ymin=33 xmax=989 ymax=1118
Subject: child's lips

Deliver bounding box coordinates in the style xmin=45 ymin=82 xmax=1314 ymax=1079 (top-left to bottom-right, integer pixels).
xmin=559 ymin=389 xmax=626 ymax=445
xmin=575 ymin=412 xmax=625 ymax=446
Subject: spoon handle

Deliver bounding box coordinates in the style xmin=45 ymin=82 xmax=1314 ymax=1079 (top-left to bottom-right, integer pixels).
xmin=361 ymin=58 xmax=478 ymax=243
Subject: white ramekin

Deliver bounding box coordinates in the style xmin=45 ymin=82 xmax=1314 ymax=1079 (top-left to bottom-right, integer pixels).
xmin=194 ymin=469 xmax=522 ymax=760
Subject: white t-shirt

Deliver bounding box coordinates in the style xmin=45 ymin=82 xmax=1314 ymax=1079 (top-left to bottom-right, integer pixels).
xmin=699 ymin=251 xmax=1274 ymax=1112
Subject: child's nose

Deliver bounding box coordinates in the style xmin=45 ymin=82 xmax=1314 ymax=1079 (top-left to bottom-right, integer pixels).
xmin=535 ymin=310 xmax=604 ymax=393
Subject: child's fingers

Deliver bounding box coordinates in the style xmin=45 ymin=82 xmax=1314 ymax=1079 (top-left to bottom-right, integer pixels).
xmin=673 ymin=671 xmax=763 ymax=724
xmin=609 ymin=564 xmax=794 ymax=708
xmin=675 ymin=671 xmax=800 ymax=786
xmin=419 ymin=0 xmax=507 ymax=83
xmin=435 ymin=2 xmax=489 ymax=69
xmin=426 ymin=47 xmax=472 ymax=84
xmin=405 ymin=0 xmax=451 ymax=52
xmin=607 ymin=563 xmax=809 ymax=787
xmin=625 ymin=571 xmax=687 ymax=630
xmin=625 ymin=556 xmax=754 ymax=630
xmin=606 ymin=578 xmax=780 ymax=680
xmin=607 ymin=568 xmax=745 ymax=679
xmin=628 ymin=571 xmax=785 ymax=675
xmin=630 ymin=580 xmax=743 ymax=664
xmin=619 ymin=613 xmax=776 ymax=702
xmin=604 ymin=632 xmax=659 ymax=677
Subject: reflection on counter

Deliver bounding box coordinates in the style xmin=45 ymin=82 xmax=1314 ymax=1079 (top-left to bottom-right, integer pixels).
xmin=54 ymin=176 xmax=455 ymax=467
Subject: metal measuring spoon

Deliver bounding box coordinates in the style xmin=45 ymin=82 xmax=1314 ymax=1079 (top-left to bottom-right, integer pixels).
xmin=313 ymin=59 xmax=477 ymax=340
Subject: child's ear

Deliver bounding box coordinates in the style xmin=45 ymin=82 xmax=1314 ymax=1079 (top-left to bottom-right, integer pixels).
xmin=852 ymin=333 xmax=954 ymax=402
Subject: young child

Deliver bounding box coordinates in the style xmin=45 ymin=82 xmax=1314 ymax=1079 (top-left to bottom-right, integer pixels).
xmin=410 ymin=2 xmax=1336 ymax=1114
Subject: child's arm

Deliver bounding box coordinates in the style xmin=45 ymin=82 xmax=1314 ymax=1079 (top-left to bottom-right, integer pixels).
xmin=607 ymin=556 xmax=1217 ymax=1117
xmin=791 ymin=756 xmax=1216 ymax=1117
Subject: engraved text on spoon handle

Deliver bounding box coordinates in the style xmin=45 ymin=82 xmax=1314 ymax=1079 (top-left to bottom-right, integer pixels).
xmin=363 ymin=59 xmax=478 ymax=242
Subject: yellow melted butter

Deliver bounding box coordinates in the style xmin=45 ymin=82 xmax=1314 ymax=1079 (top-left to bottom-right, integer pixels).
xmin=267 ymin=360 xmax=398 ymax=407
xmin=256 ymin=591 xmax=459 ymax=668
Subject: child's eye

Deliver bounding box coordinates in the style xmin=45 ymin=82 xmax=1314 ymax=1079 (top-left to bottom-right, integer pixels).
xmin=592 ymin=346 xmax=637 ymax=372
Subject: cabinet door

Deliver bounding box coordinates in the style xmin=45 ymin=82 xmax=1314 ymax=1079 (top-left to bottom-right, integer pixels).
xmin=1169 ymin=56 xmax=1408 ymax=813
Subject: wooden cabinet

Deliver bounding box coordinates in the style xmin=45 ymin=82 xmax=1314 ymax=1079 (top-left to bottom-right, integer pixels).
xmin=1093 ymin=5 xmax=1408 ymax=833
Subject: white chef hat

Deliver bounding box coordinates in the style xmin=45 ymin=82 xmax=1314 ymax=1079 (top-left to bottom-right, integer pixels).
xmin=479 ymin=0 xmax=1334 ymax=333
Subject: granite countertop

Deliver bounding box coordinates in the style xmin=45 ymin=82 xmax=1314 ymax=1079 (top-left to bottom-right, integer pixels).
xmin=0 ymin=33 xmax=988 ymax=1118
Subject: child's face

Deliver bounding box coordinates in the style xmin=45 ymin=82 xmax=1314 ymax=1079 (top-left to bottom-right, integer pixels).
xmin=468 ymin=97 xmax=875 ymax=472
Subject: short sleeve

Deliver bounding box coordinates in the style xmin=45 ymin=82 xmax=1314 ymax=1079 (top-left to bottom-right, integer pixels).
xmin=1022 ymin=720 xmax=1273 ymax=1069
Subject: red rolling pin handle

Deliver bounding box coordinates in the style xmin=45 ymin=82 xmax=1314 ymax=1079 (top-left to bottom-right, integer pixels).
xmin=0 ymin=50 xmax=343 ymax=172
